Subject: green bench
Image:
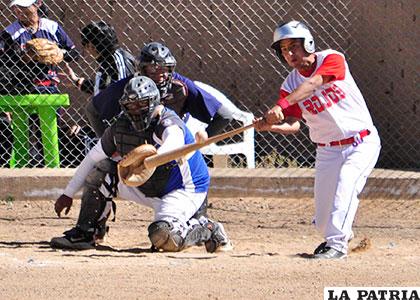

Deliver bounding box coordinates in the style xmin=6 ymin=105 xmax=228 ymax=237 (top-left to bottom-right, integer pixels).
xmin=0 ymin=94 xmax=70 ymax=168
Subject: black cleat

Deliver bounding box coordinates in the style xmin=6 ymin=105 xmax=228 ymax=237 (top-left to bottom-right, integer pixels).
xmin=314 ymin=242 xmax=327 ymax=255
xmin=313 ymin=246 xmax=346 ymax=259
xmin=50 ymin=227 xmax=95 ymax=250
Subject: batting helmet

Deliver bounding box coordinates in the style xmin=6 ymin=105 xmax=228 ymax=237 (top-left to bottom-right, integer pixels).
xmin=136 ymin=42 xmax=176 ymax=97
xmin=271 ymin=21 xmax=315 ymax=60
xmin=119 ymin=76 xmax=161 ymax=132
xmin=81 ymin=21 xmax=118 ymax=56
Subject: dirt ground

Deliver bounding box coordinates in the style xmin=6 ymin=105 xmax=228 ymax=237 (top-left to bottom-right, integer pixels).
xmin=0 ymin=197 xmax=419 ymax=300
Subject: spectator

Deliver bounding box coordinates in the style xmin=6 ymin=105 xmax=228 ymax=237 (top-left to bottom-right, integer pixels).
xmin=1 ymin=0 xmax=79 ymax=94
xmin=0 ymin=113 xmax=12 ymax=167
xmin=0 ymin=0 xmax=80 ymax=167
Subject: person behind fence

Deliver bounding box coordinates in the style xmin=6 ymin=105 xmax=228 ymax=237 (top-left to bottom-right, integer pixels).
xmin=0 ymin=0 xmax=80 ymax=166
xmin=64 ymin=21 xmax=135 ymax=96
xmin=51 ymin=75 xmax=233 ymax=253
xmin=0 ymin=113 xmax=12 ymax=167
xmin=85 ymin=41 xmax=238 ymax=139
xmin=0 ymin=0 xmax=79 ymax=94
xmin=256 ymin=21 xmax=381 ymax=259
xmin=59 ymin=21 xmax=135 ymax=167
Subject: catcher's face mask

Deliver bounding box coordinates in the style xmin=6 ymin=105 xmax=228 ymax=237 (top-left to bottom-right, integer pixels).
xmin=120 ymin=76 xmax=161 ymax=132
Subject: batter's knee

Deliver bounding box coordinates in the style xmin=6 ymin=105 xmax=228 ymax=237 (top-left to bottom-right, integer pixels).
xmin=147 ymin=221 xmax=184 ymax=252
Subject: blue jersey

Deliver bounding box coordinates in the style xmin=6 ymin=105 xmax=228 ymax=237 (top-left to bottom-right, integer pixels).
xmin=92 ymin=72 xmax=222 ymax=124
xmin=102 ymin=107 xmax=209 ymax=196
xmin=159 ymin=114 xmax=210 ymax=194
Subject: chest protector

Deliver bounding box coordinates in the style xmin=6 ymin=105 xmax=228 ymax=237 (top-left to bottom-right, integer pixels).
xmin=114 ymin=111 xmax=184 ymax=198
xmin=161 ymin=79 xmax=188 ymax=117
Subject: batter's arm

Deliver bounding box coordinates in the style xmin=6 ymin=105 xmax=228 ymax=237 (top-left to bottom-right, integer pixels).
xmin=265 ymin=75 xmax=325 ymax=124
xmin=254 ymin=116 xmax=300 ymax=134
xmin=280 ymin=74 xmax=324 ymax=106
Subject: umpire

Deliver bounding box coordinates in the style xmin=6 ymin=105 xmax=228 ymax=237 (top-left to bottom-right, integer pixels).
xmin=64 ymin=21 xmax=135 ymax=96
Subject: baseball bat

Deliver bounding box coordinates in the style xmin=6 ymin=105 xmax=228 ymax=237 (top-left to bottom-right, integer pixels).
xmin=143 ymin=123 xmax=255 ymax=170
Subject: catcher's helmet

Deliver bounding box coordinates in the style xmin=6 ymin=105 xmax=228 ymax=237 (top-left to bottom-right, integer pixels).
xmin=119 ymin=76 xmax=161 ymax=132
xmin=136 ymin=42 xmax=176 ymax=97
xmin=271 ymin=21 xmax=315 ymax=60
xmin=81 ymin=21 xmax=118 ymax=55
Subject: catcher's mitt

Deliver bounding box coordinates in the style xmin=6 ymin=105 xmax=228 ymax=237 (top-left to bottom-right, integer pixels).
xmin=118 ymin=144 xmax=157 ymax=187
xmin=25 ymin=38 xmax=64 ymax=65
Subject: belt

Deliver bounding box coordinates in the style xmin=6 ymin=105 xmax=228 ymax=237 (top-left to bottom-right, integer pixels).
xmin=33 ymin=79 xmax=57 ymax=87
xmin=317 ymin=129 xmax=370 ymax=147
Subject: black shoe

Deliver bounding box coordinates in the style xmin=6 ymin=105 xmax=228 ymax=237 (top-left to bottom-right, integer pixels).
xmin=204 ymin=221 xmax=233 ymax=253
xmin=314 ymin=242 xmax=327 ymax=255
xmin=50 ymin=227 xmax=95 ymax=250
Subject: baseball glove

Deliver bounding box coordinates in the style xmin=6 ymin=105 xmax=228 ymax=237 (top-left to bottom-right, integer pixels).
xmin=25 ymin=38 xmax=64 ymax=65
xmin=118 ymin=144 xmax=158 ymax=187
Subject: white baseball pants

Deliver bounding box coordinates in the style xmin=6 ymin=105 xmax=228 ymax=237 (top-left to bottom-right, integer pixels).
xmin=314 ymin=128 xmax=381 ymax=254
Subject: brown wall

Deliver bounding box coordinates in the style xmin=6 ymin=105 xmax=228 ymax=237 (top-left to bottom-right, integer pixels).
xmin=1 ymin=0 xmax=418 ymax=169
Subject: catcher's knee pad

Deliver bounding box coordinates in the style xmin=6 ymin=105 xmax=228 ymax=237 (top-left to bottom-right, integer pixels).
xmin=147 ymin=221 xmax=184 ymax=252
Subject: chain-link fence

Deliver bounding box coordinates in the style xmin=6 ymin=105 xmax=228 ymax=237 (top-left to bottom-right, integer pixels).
xmin=0 ymin=0 xmax=418 ymax=169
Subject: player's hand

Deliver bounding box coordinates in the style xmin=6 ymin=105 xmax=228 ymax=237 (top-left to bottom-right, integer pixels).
xmin=195 ymin=130 xmax=208 ymax=143
xmin=264 ymin=105 xmax=284 ymax=125
xmin=64 ymin=63 xmax=78 ymax=82
xmin=55 ymin=194 xmax=73 ymax=217
xmin=68 ymin=124 xmax=82 ymax=136
xmin=253 ymin=117 xmax=272 ymax=132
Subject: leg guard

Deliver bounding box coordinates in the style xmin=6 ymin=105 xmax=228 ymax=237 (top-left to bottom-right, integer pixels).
xmin=183 ymin=224 xmax=212 ymax=248
xmin=76 ymin=159 xmax=117 ymax=238
xmin=147 ymin=221 xmax=185 ymax=252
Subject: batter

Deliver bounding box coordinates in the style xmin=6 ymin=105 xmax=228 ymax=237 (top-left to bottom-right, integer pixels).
xmin=257 ymin=20 xmax=381 ymax=259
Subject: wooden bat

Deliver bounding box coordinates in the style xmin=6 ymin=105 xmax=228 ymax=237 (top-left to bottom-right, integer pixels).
xmin=143 ymin=123 xmax=255 ymax=170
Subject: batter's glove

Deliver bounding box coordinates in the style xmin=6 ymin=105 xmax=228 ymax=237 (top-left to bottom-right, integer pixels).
xmin=25 ymin=38 xmax=64 ymax=65
xmin=54 ymin=194 xmax=73 ymax=217
xmin=117 ymin=144 xmax=157 ymax=187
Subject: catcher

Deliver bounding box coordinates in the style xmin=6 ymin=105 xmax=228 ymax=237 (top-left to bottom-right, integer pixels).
xmin=51 ymin=76 xmax=233 ymax=253
xmin=1 ymin=0 xmax=79 ymax=94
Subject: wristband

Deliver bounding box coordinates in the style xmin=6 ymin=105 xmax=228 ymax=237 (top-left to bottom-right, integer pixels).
xmin=276 ymin=98 xmax=290 ymax=109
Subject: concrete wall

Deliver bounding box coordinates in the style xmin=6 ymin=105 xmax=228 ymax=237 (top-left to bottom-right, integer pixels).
xmin=1 ymin=168 xmax=419 ymax=201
